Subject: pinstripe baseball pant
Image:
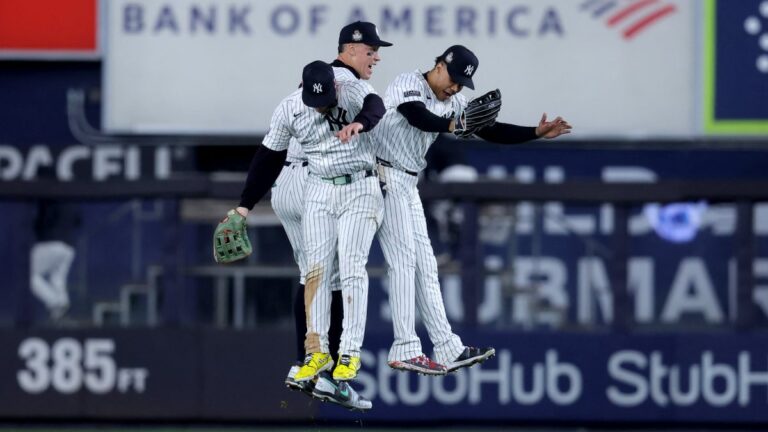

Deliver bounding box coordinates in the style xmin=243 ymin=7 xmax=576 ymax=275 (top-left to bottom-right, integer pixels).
xmin=303 ymin=173 xmax=383 ymax=357
xmin=271 ymin=162 xmax=310 ymax=284
xmin=271 ymin=162 xmax=343 ymax=361
xmin=271 ymin=162 xmax=341 ymax=290
xmin=377 ymin=164 xmax=465 ymax=365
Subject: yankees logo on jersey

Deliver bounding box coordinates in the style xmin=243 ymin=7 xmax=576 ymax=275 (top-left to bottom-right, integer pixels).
xmin=324 ymin=108 xmax=350 ymax=132
xmin=371 ymin=70 xmax=468 ymax=173
xmin=262 ymin=80 xmax=377 ymax=178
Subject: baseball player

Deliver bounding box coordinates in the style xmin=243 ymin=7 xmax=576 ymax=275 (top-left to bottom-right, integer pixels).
xmin=235 ymin=61 xmax=385 ymax=388
xmin=371 ymin=45 xmax=571 ymax=372
xmin=328 ymin=23 xmax=448 ymax=374
xmin=276 ymin=22 xmax=393 ymax=397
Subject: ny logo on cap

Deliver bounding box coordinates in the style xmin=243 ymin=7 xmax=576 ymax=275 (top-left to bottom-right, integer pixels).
xmin=445 ymin=52 xmax=454 ymax=63
xmin=352 ymin=30 xmax=363 ymax=41
xmin=313 ymin=83 xmax=323 ymax=93
xmin=464 ymin=65 xmax=474 ymax=76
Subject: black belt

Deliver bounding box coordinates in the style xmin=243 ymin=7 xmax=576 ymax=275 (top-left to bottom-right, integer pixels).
xmin=284 ymin=161 xmax=308 ymax=167
xmin=376 ymin=157 xmax=417 ymax=176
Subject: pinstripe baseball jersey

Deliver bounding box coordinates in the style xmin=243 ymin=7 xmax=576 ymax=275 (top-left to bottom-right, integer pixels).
xmin=371 ymin=70 xmax=468 ymax=173
xmin=286 ymin=138 xmax=307 ymax=163
xmin=332 ymin=66 xmax=360 ymax=84
xmin=262 ymin=82 xmax=378 ymax=177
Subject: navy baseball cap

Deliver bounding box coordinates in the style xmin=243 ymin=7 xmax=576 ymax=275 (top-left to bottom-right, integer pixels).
xmin=439 ymin=45 xmax=478 ymax=90
xmin=302 ymin=61 xmax=336 ymax=108
xmin=338 ymin=21 xmax=393 ymax=47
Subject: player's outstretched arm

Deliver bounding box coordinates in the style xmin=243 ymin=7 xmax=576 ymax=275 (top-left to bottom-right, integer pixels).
xmin=238 ymin=145 xmax=288 ymax=210
xmin=474 ymin=113 xmax=572 ymax=145
xmin=336 ymin=122 xmax=365 ymax=143
xmin=398 ymin=101 xmax=453 ymax=132
xmin=535 ymin=113 xmax=572 ymax=139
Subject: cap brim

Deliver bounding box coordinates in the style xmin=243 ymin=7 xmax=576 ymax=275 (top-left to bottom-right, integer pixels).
xmin=302 ymin=89 xmax=336 ymax=108
xmin=450 ymin=73 xmax=475 ymax=90
xmin=357 ymin=38 xmax=392 ymax=47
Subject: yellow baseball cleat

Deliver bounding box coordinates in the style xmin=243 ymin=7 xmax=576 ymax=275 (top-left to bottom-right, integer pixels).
xmin=332 ymin=354 xmax=361 ymax=381
xmin=294 ymin=353 xmax=333 ymax=382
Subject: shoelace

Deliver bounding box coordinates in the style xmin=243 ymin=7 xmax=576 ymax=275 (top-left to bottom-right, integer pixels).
xmin=304 ymin=353 xmax=324 ymax=366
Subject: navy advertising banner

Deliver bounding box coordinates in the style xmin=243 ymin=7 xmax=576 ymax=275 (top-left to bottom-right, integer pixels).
xmin=0 ymin=328 xmax=313 ymax=420
xmin=3 ymin=328 xmax=768 ymax=424
xmin=705 ymin=0 xmax=768 ymax=134
xmin=358 ymin=143 xmax=768 ymax=335
xmin=329 ymin=331 xmax=768 ymax=424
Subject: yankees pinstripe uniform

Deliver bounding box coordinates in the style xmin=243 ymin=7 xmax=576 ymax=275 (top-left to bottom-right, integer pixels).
xmin=262 ymin=79 xmax=383 ymax=360
xmin=370 ymin=44 xmax=571 ymax=371
xmin=372 ymin=70 xmax=468 ymax=365
xmin=334 ymin=64 xmax=447 ymax=372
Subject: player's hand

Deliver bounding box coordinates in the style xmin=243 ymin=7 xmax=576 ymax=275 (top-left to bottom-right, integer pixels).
xmin=235 ymin=207 xmax=249 ymax=217
xmin=535 ymin=113 xmax=572 ymax=139
xmin=336 ymin=122 xmax=364 ymax=143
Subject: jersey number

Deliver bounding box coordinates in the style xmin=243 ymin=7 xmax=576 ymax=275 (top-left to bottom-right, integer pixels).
xmin=324 ymin=108 xmax=350 ymax=132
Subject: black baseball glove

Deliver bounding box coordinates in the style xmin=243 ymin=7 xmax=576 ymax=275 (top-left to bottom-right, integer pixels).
xmin=453 ymin=89 xmax=502 ymax=139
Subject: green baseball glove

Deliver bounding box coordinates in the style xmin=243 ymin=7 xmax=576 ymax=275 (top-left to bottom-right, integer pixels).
xmin=213 ymin=209 xmax=252 ymax=263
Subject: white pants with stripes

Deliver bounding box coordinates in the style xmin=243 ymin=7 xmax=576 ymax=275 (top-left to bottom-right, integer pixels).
xmin=271 ymin=163 xmax=310 ymax=285
xmin=303 ymin=174 xmax=383 ymax=357
xmin=377 ymin=165 xmax=465 ymax=364
xmin=271 ymin=163 xmax=341 ymax=290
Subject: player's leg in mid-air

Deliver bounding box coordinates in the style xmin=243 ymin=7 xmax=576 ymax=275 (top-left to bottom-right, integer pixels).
xmin=377 ymin=164 xmax=446 ymax=375
xmin=280 ymin=172 xmax=373 ymax=409
xmin=331 ymin=174 xmax=384 ymax=381
xmin=272 ymin=163 xmax=344 ymax=393
xmin=411 ymin=192 xmax=495 ymax=372
xmin=271 ymin=162 xmax=314 ymax=391
xmin=296 ymin=175 xmax=353 ymax=381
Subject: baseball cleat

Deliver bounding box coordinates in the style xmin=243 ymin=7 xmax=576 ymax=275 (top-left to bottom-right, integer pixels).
xmin=295 ymin=353 xmax=334 ymax=382
xmin=388 ymin=354 xmax=447 ymax=375
xmin=285 ymin=363 xmax=315 ymax=395
xmin=332 ymin=354 xmax=361 ymax=381
xmin=446 ymin=347 xmax=496 ymax=373
xmin=312 ymin=372 xmax=372 ymax=411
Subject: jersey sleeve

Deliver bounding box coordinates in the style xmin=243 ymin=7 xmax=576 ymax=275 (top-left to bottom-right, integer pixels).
xmin=262 ymin=100 xmax=293 ymax=151
xmin=385 ymin=73 xmax=426 ymax=109
xmin=339 ymin=79 xmax=375 ymax=114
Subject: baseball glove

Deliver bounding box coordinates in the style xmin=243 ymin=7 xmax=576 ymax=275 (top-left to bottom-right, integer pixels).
xmin=453 ymin=89 xmax=502 ymax=138
xmin=213 ymin=209 xmax=252 ymax=263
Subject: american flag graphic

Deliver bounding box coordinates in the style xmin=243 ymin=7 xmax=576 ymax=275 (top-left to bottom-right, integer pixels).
xmin=580 ymin=0 xmax=678 ymax=40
